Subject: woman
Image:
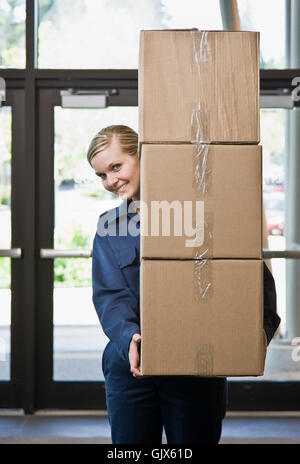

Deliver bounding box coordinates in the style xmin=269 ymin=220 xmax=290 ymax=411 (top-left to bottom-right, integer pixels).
xmin=87 ymin=125 xmax=280 ymax=444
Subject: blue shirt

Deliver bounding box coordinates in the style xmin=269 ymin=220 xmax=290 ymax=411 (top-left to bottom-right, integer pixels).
xmin=92 ymin=199 xmax=141 ymax=363
xmin=92 ymin=199 xmax=281 ymax=364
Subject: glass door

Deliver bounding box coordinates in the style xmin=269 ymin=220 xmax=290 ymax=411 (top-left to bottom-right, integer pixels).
xmin=0 ymin=104 xmax=12 ymax=382
xmin=36 ymin=87 xmax=138 ymax=408
xmin=0 ymin=88 xmax=25 ymax=408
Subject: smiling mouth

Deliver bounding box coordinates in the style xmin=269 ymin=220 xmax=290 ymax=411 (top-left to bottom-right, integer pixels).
xmin=115 ymin=182 xmax=129 ymax=194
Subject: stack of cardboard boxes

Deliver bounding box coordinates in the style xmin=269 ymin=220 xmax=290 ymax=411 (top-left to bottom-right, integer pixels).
xmin=138 ymin=30 xmax=265 ymax=377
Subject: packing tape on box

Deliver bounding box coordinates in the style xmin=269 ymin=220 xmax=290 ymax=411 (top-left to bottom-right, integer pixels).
xmin=191 ymin=106 xmax=209 ymax=144
xmin=192 ymin=144 xmax=212 ymax=195
xmin=190 ymin=31 xmax=211 ymax=143
xmin=191 ymin=144 xmax=214 ymax=260
xmin=193 ymin=258 xmax=213 ymax=301
xmin=191 ymin=213 xmax=213 ymax=259
xmin=191 ymin=30 xmax=212 ymax=69
xmin=196 ymin=344 xmax=214 ymax=376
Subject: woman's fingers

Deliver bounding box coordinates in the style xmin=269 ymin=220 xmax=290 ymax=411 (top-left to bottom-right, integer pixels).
xmin=133 ymin=334 xmax=141 ymax=343
xmin=130 ymin=355 xmax=141 ymax=377
xmin=129 ymin=333 xmax=142 ymax=378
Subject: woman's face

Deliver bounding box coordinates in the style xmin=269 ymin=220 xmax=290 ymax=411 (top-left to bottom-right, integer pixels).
xmin=91 ymin=135 xmax=140 ymax=201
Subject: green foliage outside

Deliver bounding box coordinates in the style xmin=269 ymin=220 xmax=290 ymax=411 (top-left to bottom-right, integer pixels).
xmin=0 ymin=258 xmax=10 ymax=289
xmin=0 ymin=183 xmax=10 ymax=206
xmin=54 ymin=226 xmax=91 ymax=288
xmin=54 ymin=256 xmax=91 ymax=289
xmin=0 ymin=0 xmax=25 ymax=67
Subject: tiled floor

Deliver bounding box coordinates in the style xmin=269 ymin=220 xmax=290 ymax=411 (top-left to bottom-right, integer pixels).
xmin=1 ymin=411 xmax=300 ymax=444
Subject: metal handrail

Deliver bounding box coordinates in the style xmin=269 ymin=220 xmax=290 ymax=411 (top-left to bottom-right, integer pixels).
xmin=262 ymin=249 xmax=300 ymax=259
xmin=38 ymin=248 xmax=300 ymax=260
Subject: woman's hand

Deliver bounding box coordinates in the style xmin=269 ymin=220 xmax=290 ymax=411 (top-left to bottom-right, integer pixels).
xmin=129 ymin=333 xmax=142 ymax=378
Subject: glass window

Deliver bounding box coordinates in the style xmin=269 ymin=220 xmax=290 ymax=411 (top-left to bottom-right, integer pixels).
xmin=0 ymin=106 xmax=12 ymax=380
xmin=0 ymin=258 xmax=10 ymax=381
xmin=38 ymin=0 xmax=222 ymax=69
xmin=261 ymin=109 xmax=286 ymax=343
xmin=0 ymin=0 xmax=26 ymax=68
xmin=230 ymin=107 xmax=300 ymax=382
xmin=238 ymin=0 xmax=285 ymax=69
xmin=53 ymin=105 xmax=138 ymax=380
xmin=262 ymin=109 xmax=285 ymax=247
xmin=0 ymin=107 xmax=11 ymax=248
xmin=53 ymin=258 xmax=103 ymax=381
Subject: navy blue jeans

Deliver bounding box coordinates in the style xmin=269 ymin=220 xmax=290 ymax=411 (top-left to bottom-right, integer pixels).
xmin=102 ymin=341 xmax=227 ymax=444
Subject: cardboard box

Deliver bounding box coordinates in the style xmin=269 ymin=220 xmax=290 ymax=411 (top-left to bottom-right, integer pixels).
xmin=139 ymin=29 xmax=260 ymax=144
xmin=140 ymin=144 xmax=262 ymax=259
xmin=140 ymin=259 xmax=265 ymax=376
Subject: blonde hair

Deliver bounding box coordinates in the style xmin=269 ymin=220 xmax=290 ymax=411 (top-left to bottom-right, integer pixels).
xmin=87 ymin=125 xmax=138 ymax=166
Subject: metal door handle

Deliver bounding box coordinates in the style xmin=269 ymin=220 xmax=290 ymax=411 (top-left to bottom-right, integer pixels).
xmin=40 ymin=248 xmax=91 ymax=258
xmin=0 ymin=248 xmax=22 ymax=258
